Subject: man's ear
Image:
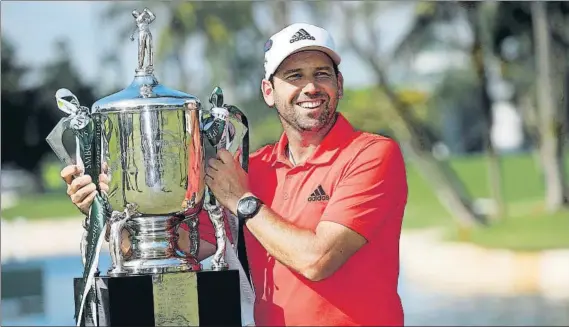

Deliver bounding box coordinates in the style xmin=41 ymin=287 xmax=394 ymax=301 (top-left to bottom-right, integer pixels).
xmin=337 ymin=71 xmax=344 ymax=99
xmin=261 ymin=79 xmax=275 ymax=107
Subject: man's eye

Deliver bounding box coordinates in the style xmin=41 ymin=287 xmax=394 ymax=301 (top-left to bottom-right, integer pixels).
xmin=316 ymin=72 xmax=331 ymax=77
xmin=286 ymin=74 xmax=301 ymax=80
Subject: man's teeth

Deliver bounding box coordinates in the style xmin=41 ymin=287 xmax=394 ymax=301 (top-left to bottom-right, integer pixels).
xmin=298 ymin=101 xmax=323 ymax=109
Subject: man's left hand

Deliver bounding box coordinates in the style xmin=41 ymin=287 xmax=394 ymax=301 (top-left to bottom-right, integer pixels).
xmin=205 ymin=149 xmax=250 ymax=214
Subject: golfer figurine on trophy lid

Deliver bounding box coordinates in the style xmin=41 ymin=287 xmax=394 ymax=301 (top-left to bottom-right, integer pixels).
xmin=46 ymin=7 xmax=255 ymax=327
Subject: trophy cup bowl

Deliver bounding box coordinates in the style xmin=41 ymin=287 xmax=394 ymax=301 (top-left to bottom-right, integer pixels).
xmin=93 ymin=73 xmax=205 ymax=276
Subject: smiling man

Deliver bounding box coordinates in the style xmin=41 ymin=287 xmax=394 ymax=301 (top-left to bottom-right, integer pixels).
xmin=61 ymin=22 xmax=409 ymax=327
xmin=205 ymin=23 xmax=409 ymax=326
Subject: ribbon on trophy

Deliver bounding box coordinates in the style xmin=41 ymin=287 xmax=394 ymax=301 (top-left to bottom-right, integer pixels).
xmin=202 ymin=87 xmax=256 ymax=325
xmin=206 ymin=87 xmax=251 ymax=277
xmin=207 ymin=88 xmax=251 ymax=273
xmin=46 ymin=89 xmax=110 ymax=326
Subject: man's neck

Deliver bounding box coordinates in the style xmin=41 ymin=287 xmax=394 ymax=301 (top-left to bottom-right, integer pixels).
xmin=283 ymin=115 xmax=337 ymax=165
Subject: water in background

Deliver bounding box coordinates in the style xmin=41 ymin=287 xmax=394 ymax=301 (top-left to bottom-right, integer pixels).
xmin=2 ymin=254 xmax=568 ymax=326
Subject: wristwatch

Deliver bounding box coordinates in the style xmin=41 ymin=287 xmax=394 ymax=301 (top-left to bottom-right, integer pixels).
xmin=236 ymin=195 xmax=263 ymax=222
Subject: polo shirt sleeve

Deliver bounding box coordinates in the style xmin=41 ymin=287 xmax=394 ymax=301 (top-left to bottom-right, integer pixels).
xmin=320 ymin=139 xmax=408 ymax=241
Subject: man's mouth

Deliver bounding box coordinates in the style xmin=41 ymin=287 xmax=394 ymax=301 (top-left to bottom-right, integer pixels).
xmin=296 ymin=99 xmax=325 ymax=109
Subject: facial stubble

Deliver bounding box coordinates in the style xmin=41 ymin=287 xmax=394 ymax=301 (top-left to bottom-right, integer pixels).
xmin=274 ymin=93 xmax=339 ymax=133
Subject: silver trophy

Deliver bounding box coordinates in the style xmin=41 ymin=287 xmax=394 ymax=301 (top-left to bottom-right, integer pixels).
xmin=46 ymin=7 xmax=248 ymax=326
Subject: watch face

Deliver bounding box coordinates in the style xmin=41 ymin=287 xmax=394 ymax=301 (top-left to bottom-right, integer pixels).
xmin=241 ymin=198 xmax=257 ymax=215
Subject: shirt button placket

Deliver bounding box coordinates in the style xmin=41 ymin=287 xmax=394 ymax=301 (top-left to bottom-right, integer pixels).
xmin=284 ymin=172 xmax=292 ymax=199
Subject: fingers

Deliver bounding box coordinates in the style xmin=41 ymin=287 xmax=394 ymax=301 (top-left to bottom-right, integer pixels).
xmin=99 ymin=172 xmax=110 ymax=193
xmin=99 ymin=173 xmax=109 ymax=184
xmin=205 ymin=168 xmax=215 ymax=183
xmin=100 ymin=181 xmax=109 ymax=194
xmin=207 ymin=157 xmax=220 ymax=171
xmin=60 ymin=165 xmax=82 ymax=185
xmin=102 ymin=162 xmax=109 ymax=174
xmin=233 ymin=148 xmax=242 ymax=161
xmin=70 ymin=182 xmax=97 ymax=205
xmin=217 ymin=149 xmax=233 ymax=163
xmin=205 ymin=164 xmax=218 ymax=189
xmin=77 ymin=190 xmax=97 ymax=214
xmin=67 ymin=175 xmax=93 ymax=196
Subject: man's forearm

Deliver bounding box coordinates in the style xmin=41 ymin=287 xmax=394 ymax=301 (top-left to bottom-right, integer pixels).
xmin=245 ymin=205 xmax=325 ymax=280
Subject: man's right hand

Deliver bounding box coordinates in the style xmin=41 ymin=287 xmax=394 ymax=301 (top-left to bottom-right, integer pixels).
xmin=60 ymin=164 xmax=109 ymax=215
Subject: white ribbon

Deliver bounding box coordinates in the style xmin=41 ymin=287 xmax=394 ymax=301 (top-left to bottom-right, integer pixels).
xmin=224 ymin=212 xmax=256 ymax=327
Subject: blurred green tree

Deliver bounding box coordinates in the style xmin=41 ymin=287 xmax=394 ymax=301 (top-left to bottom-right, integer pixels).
xmin=1 ymin=37 xmax=28 ymax=93
xmin=530 ymin=2 xmax=568 ymax=211
xmin=492 ymin=2 xmax=569 ymax=211
xmin=464 ymin=2 xmax=507 ymax=220
xmin=336 ymin=2 xmax=486 ymax=228
xmin=1 ymin=37 xmax=98 ymax=189
xmin=384 ymin=1 xmax=507 ymax=221
xmin=387 ymin=1 xmax=569 ymax=213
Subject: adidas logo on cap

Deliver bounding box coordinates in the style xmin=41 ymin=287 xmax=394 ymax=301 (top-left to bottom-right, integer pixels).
xmin=290 ymin=28 xmax=316 ymax=43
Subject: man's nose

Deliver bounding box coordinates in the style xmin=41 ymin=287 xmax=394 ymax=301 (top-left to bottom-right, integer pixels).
xmin=302 ymin=81 xmax=319 ymax=95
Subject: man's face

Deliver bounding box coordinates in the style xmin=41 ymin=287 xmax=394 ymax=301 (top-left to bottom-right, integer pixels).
xmin=262 ymin=50 xmax=344 ymax=133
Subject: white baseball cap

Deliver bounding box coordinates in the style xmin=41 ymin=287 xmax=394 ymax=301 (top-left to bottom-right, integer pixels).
xmin=263 ymin=23 xmax=341 ymax=80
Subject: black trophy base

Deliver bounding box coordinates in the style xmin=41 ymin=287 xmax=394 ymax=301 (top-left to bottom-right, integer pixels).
xmin=74 ymin=269 xmax=242 ymax=326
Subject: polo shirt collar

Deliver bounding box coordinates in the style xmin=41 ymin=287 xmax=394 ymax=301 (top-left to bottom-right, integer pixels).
xmin=270 ymin=112 xmax=355 ymax=167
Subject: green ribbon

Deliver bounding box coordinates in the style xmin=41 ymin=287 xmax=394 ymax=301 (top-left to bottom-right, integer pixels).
xmin=72 ymin=114 xmax=109 ymax=327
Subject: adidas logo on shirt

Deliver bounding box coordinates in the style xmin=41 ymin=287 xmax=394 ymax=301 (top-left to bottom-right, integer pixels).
xmin=308 ymin=185 xmax=330 ymax=202
xmin=290 ymin=28 xmax=316 ymax=43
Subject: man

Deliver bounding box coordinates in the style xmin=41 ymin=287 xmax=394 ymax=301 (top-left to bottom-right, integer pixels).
xmin=62 ymin=23 xmax=408 ymax=326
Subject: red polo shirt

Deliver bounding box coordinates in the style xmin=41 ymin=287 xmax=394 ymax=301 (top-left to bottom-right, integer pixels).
xmin=193 ymin=113 xmax=407 ymax=326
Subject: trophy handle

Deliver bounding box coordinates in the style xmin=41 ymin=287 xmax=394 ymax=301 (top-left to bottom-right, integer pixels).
xmin=46 ymin=88 xmax=101 ymax=187
xmin=225 ymin=104 xmax=252 ymax=284
xmin=207 ymin=86 xmax=252 ymax=283
xmin=46 ymin=88 xmax=84 ymax=167
xmin=201 ymin=87 xmax=252 ymax=275
xmin=225 ymin=105 xmax=249 ymax=173
xmin=209 ymin=85 xmax=224 ymax=108
xmin=205 ymin=86 xmax=249 ymax=172
xmin=46 ymin=117 xmax=77 ymax=167
xmin=202 ymin=87 xmax=226 ymax=206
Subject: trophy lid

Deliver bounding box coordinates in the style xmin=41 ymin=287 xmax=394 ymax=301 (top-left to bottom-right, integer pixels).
xmin=92 ymin=8 xmax=199 ymax=114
